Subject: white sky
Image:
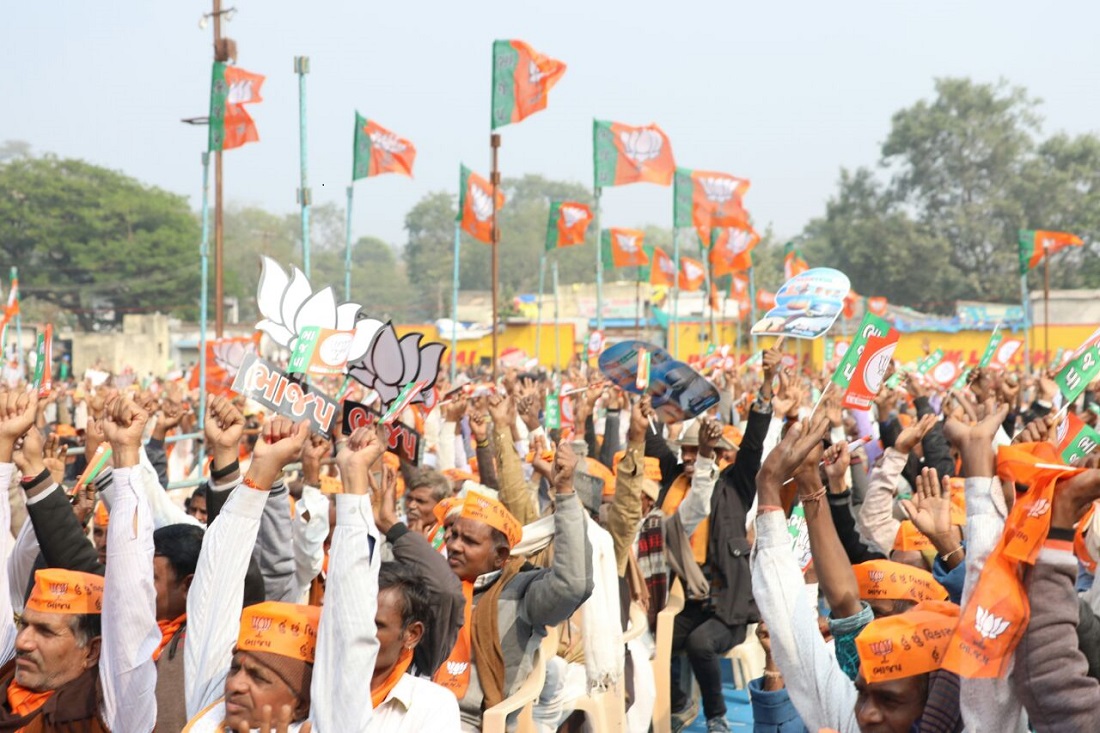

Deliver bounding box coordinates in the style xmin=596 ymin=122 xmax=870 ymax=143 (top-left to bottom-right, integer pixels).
xmin=6 ymin=1 xmax=1100 ymax=253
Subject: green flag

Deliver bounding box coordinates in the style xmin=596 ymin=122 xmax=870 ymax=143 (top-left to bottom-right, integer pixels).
xmin=830 ymin=313 xmax=892 ymax=389
xmin=978 ymin=329 xmax=1004 ymax=369
xmin=352 ymin=112 xmax=371 ymax=181
xmin=1055 ymin=342 xmax=1100 ymax=403
xmin=544 ymin=392 xmax=561 ymax=430
xmin=916 ymin=349 xmax=944 ymax=376
xmin=1062 ymin=422 xmax=1100 ymax=464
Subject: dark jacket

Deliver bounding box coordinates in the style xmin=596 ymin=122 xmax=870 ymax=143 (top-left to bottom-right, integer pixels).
xmin=708 ymin=405 xmax=771 ymax=625
xmin=385 ymin=522 xmax=465 ymax=677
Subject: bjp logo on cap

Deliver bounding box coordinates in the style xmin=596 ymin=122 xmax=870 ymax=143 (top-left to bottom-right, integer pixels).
xmin=49 ymin=583 xmax=69 ymax=598
xmin=869 ymin=639 xmax=893 ymax=658
xmin=251 ymin=616 xmax=273 ymax=634
xmin=868 ymin=570 xmax=885 ymax=584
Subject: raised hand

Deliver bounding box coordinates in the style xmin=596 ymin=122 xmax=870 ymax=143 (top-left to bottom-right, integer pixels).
xmin=759 ymin=414 xmax=831 ymax=487
xmin=152 ymin=398 xmax=185 ymax=440
xmin=772 ymin=369 xmax=803 ymax=419
xmin=895 ymin=413 xmax=937 ymax=454
xmin=530 ymin=433 xmax=554 ymax=480
xmin=943 ymin=398 xmax=1010 ymax=478
xmin=247 ymin=417 xmax=310 ymax=490
xmin=335 ymin=426 xmax=386 ymax=495
xmin=373 ymin=463 xmax=400 ymax=532
xmin=0 ymin=390 xmax=38 ymax=462
xmin=697 ymin=417 xmax=722 ymax=459
xmin=627 ymin=395 xmax=653 ymax=443
xmin=900 ymin=467 xmax=959 ymax=554
xmin=904 ymin=372 xmax=928 ymax=401
xmin=42 ymin=432 xmax=66 ymax=485
xmin=13 ymin=425 xmax=47 ymax=479
xmin=486 ymin=393 xmax=513 ymax=431
xmin=103 ymin=395 xmax=149 ymax=469
xmin=205 ymin=395 xmax=245 ymax=471
xmin=823 ymin=440 xmax=851 ymax=493
xmin=300 ymin=435 xmax=331 ymax=486
xmin=551 ymin=439 xmax=578 ymax=495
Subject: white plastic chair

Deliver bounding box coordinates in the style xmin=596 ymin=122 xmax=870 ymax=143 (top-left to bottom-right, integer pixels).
xmin=483 ymin=625 xmax=562 ymax=733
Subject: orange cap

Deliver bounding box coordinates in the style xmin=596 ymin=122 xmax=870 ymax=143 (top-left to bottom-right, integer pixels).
xmin=855 ymin=600 xmax=959 ymax=683
xmin=853 ymin=560 xmax=947 ymax=604
xmin=721 ymin=425 xmax=742 ymax=449
xmin=457 ymin=490 xmax=522 ymax=548
xmin=93 ymin=501 xmax=109 ymax=528
xmin=55 ymin=424 xmax=77 ymax=438
xmin=25 ymin=569 xmax=104 ymax=615
xmin=442 ymin=468 xmax=478 ymax=484
xmin=893 ymin=520 xmax=934 ymax=552
xmin=433 ymin=496 xmax=462 ymax=526
xmin=237 ymin=601 xmax=321 ymax=664
xmin=611 ymin=451 xmax=662 ymax=482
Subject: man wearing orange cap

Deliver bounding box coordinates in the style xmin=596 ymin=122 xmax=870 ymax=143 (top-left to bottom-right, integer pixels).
xmin=184 ymin=415 xmax=327 ymax=731
xmin=435 ymin=440 xmax=593 ymax=731
xmin=0 ymin=390 xmax=160 ymax=731
xmin=753 ymin=415 xmax=963 ymax=733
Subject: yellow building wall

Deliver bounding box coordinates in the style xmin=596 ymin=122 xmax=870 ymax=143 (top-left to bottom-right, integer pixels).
xmin=394 ymin=323 xmax=577 ymax=370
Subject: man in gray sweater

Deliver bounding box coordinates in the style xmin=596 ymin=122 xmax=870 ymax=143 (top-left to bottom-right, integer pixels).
xmin=434 ymin=440 xmax=594 ymax=732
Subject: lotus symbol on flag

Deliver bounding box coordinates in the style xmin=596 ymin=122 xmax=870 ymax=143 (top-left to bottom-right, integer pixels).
xmin=728 ymin=229 xmax=753 ymax=254
xmin=227 ymin=79 xmax=256 ymax=104
xmin=446 ymin=661 xmax=469 ymax=677
xmin=620 ymin=128 xmax=663 ymax=164
xmin=471 ymin=184 xmax=494 ymax=222
xmin=370 ymin=131 xmax=406 ymax=155
xmin=975 ymin=606 xmax=1010 ymax=640
xmin=255 ymin=256 xmax=383 ymax=364
xmin=1026 ymin=499 xmax=1051 ymax=519
xmin=528 ymin=59 xmax=546 ymax=84
xmin=561 ymin=206 xmax=587 ymax=228
xmin=684 ymin=261 xmax=703 ymax=280
xmin=1056 ymin=417 xmax=1070 ymax=444
xmin=700 ymin=176 xmax=736 ymax=204
xmin=615 ymin=233 xmax=639 ymax=252
xmin=346 ymin=324 xmax=445 ymax=407
xmin=865 ymin=346 xmax=895 ymax=393
xmin=869 ymin=570 xmax=885 ymax=584
xmin=659 ymin=257 xmax=676 ymax=275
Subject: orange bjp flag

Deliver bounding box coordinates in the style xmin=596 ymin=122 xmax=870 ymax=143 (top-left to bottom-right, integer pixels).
xmin=593 ymin=120 xmax=676 ymax=187
xmin=650 ymin=247 xmax=677 ymax=287
xmin=867 ymin=296 xmax=889 ymax=317
xmin=353 ymin=114 xmax=416 ymax=179
xmin=458 ymin=165 xmax=505 ymax=245
xmin=756 ymin=289 xmax=776 ymax=310
xmin=605 ymin=228 xmax=649 ymax=268
xmin=709 ymin=228 xmax=759 ymax=277
xmin=491 ymin=40 xmax=566 ymax=129
xmin=548 ymin=202 xmax=592 ymax=248
xmin=678 ymin=257 xmax=706 ymax=291
xmin=674 ymin=168 xmax=751 ymax=232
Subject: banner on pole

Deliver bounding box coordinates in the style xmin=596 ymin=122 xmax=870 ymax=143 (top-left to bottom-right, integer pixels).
xmin=751 ymin=268 xmax=850 ymax=339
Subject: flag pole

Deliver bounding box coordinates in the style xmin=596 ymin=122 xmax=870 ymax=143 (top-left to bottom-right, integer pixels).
xmin=749 ymin=265 xmax=758 ymax=353
xmin=552 ymin=259 xmax=561 ymax=369
xmin=212 ymin=0 xmax=225 ymax=339
xmin=450 ymin=221 xmax=461 ymax=383
xmin=594 ymin=187 xmax=603 ymax=333
xmin=12 ymin=268 xmax=22 ymax=378
xmin=197 ymin=152 xmax=212 ymax=473
xmin=1043 ymin=240 xmax=1050 ymax=364
xmin=536 ymin=254 xmax=546 ymax=362
xmin=344 ymin=184 xmax=355 ymax=300
xmin=295 ymin=56 xmax=312 ymax=279
xmin=1021 ymin=272 xmax=1031 ymax=373
xmin=490 ymin=133 xmax=501 ymax=378
xmin=635 ymin=273 xmax=641 ymax=339
xmin=672 ymin=229 xmax=681 ymax=358
xmin=706 ymin=257 xmax=716 ymax=346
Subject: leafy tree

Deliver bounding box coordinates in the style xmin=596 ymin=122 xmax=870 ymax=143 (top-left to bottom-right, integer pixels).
xmin=0 ymin=154 xmax=200 ymax=330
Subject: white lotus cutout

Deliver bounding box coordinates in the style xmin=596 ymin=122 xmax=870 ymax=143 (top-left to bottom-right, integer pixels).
xmin=370 ymin=131 xmax=406 ymax=154
xmin=213 ymin=339 xmax=253 ymax=378
xmin=700 ymin=176 xmax=735 ymax=204
xmin=561 ymin=205 xmax=587 ymax=228
xmin=615 ymin=233 xmax=639 ymax=252
xmin=975 ymin=606 xmax=1010 ymax=640
xmin=255 ymin=256 xmax=379 ymax=363
xmin=346 ymin=323 xmax=445 ymax=407
xmin=471 ymin=184 xmax=494 ymax=222
xmin=620 ymin=128 xmax=663 ymax=164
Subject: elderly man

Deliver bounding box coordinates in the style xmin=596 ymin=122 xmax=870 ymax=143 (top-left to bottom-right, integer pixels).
xmin=0 ymin=390 xmax=160 ymax=731
xmin=434 ymin=440 xmax=593 ymax=732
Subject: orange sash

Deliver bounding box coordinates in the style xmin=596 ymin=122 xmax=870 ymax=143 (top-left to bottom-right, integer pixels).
xmin=944 ymin=443 xmax=1083 ymax=678
xmin=154 ymin=613 xmax=186 ymax=661
xmin=1076 ymin=504 xmax=1097 ymax=573
xmin=660 ymin=474 xmax=708 ymax=564
xmin=434 ymin=581 xmax=474 ymax=698
xmin=855 ymin=600 xmax=959 ymax=683
xmin=853 ymin=560 xmax=947 ymax=603
xmin=6 ymin=681 xmax=53 ymax=718
xmin=372 ymin=648 xmax=413 ymax=708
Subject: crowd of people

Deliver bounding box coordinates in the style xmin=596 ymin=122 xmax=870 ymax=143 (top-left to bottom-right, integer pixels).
xmin=0 ymin=343 xmax=1099 ymax=733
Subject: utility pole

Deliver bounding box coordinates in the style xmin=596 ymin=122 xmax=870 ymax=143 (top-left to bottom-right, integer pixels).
xmin=295 ymin=56 xmax=311 ymax=278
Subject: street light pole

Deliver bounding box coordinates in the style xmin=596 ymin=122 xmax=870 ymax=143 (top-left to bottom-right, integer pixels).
xmin=212 ymin=0 xmax=226 ymax=338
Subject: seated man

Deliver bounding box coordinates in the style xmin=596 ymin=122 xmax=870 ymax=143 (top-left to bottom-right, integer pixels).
xmin=434 ymin=441 xmax=594 ymax=732
xmin=0 ymin=390 xmax=159 ymax=731
xmin=403 ymin=469 xmax=454 ymax=552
